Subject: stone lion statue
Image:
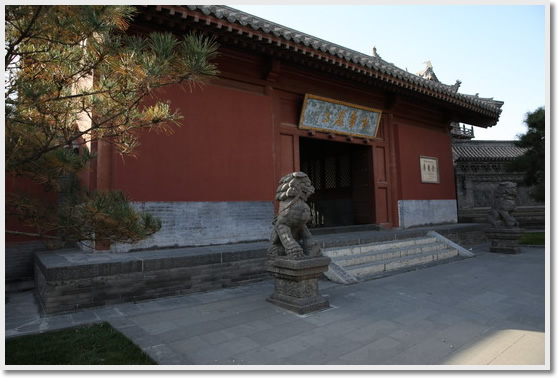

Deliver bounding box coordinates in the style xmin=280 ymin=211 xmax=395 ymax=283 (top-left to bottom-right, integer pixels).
xmin=268 ymin=172 xmax=321 ymax=259
xmin=487 ymin=181 xmax=520 ymax=228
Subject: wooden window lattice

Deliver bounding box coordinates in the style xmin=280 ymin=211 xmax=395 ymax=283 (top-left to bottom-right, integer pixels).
xmin=339 ymin=155 xmax=351 ymax=188
xmin=325 ymin=157 xmax=337 ymax=189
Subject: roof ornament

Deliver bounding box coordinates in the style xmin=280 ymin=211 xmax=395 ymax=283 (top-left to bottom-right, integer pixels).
xmin=450 ymin=80 xmax=462 ymax=93
xmin=416 ymin=61 xmax=439 ymax=82
xmin=372 ymin=46 xmax=381 ymax=59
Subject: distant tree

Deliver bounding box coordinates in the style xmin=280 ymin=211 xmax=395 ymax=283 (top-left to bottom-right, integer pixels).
xmin=5 ymin=5 xmax=219 ymax=248
xmin=507 ymin=107 xmax=545 ymax=202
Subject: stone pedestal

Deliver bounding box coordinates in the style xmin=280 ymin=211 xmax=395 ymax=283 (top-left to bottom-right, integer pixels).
xmin=266 ymin=256 xmax=331 ymax=315
xmin=485 ymin=228 xmax=524 ymax=254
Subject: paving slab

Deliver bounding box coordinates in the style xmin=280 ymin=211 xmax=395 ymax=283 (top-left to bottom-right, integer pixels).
xmin=5 ymin=242 xmax=547 ymax=368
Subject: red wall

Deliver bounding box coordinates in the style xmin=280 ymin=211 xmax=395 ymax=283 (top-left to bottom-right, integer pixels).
xmin=5 ymin=175 xmax=57 ymax=243
xmin=112 ymin=83 xmax=276 ymax=202
xmin=395 ymin=121 xmax=456 ymax=200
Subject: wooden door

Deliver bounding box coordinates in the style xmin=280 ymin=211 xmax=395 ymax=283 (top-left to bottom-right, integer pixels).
xmin=352 ymin=146 xmax=374 ymax=224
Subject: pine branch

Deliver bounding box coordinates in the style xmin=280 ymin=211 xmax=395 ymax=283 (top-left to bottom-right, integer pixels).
xmin=6 ymin=6 xmax=219 ymax=247
xmin=5 ymin=5 xmax=45 ymax=67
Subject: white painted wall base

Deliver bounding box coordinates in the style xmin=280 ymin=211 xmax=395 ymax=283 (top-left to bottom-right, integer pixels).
xmin=398 ymin=200 xmax=458 ymax=228
xmin=106 ymin=201 xmax=274 ymax=253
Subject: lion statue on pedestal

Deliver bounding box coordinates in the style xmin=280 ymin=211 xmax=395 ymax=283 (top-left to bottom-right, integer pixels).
xmin=268 ymin=172 xmax=321 ymax=259
xmin=487 ymin=181 xmax=520 ymax=228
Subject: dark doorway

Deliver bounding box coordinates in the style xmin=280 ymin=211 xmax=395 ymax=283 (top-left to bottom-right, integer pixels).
xmin=300 ymin=137 xmax=374 ymax=228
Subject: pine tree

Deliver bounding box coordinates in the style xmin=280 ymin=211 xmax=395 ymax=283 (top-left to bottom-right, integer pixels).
xmin=507 ymin=107 xmax=545 ymax=203
xmin=5 ymin=5 xmax=219 ymax=248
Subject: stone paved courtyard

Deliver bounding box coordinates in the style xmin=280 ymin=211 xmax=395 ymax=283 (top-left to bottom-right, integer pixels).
xmin=5 ymin=243 xmax=547 ymax=368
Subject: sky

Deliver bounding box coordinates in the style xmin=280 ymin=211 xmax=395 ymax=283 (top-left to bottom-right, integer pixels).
xmin=230 ymin=3 xmax=547 ymax=141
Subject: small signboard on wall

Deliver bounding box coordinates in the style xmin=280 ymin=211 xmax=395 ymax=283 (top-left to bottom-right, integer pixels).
xmin=420 ymin=156 xmax=439 ymax=183
xmin=299 ymin=94 xmax=382 ymax=139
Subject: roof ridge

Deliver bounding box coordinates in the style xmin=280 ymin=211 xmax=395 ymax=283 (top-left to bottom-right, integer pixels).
xmin=144 ymin=5 xmax=503 ymax=122
xmin=214 ymin=6 xmax=502 ymax=109
xmin=452 ymin=140 xmax=528 ymax=160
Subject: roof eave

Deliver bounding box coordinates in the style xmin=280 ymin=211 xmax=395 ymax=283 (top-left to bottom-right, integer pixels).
xmin=136 ymin=5 xmax=503 ymax=127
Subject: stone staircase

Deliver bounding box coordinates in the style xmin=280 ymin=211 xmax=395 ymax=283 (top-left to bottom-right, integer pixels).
xmin=322 ymin=231 xmax=475 ymax=284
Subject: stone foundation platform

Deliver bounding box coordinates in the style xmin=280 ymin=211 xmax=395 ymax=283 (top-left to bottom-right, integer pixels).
xmin=34 ymin=243 xmax=269 ymax=314
xmin=485 ymin=228 xmax=524 ymax=254
xmin=32 ymin=223 xmax=489 ymax=314
xmin=266 ymin=256 xmax=331 ymax=315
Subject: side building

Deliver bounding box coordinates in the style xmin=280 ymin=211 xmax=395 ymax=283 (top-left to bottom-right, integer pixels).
xmin=452 ymin=139 xmax=544 ymax=227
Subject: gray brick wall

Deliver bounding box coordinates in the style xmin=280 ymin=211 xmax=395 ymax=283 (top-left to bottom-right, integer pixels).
xmin=433 ymin=227 xmax=488 ymax=248
xmin=35 ymin=244 xmax=270 ymax=314
xmin=6 ymin=242 xmax=46 ymax=281
xmin=398 ymin=200 xmax=458 ymax=228
xmin=9 ymin=201 xmax=274 ymax=281
xmin=458 ymin=206 xmax=545 ymax=228
xmin=107 ymin=201 xmax=275 ymax=253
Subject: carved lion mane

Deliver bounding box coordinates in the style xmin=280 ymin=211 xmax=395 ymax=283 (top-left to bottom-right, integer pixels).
xmin=275 ymin=172 xmax=314 ymax=202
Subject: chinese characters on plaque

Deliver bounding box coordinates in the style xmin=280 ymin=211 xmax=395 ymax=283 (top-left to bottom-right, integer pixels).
xmin=299 ymin=94 xmax=382 ymax=139
xmin=420 ymin=156 xmax=439 ymax=183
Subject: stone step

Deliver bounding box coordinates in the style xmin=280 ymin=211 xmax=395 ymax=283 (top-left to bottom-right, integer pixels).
xmin=347 ymin=248 xmax=459 ymax=280
xmin=322 ymin=236 xmax=438 ymax=258
xmin=323 ymin=261 xmax=359 ymax=285
xmin=331 ymin=241 xmax=448 ymax=268
xmin=322 ymin=232 xmax=474 ymax=284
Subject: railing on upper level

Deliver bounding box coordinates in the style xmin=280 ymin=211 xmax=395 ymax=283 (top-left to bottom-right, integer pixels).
xmin=451 ymin=122 xmax=475 ymax=139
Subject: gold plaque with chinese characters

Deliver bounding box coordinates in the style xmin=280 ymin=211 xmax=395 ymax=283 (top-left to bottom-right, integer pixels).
xmin=299 ymin=94 xmax=382 ymax=139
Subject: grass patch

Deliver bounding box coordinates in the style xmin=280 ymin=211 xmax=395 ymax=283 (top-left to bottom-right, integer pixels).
xmin=519 ymin=232 xmax=545 ymax=245
xmin=5 ymin=322 xmax=157 ymax=365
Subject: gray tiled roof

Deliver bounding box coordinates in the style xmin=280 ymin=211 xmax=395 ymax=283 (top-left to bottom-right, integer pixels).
xmin=142 ymin=5 xmax=503 ymax=123
xmin=453 ymin=140 xmax=527 ymax=161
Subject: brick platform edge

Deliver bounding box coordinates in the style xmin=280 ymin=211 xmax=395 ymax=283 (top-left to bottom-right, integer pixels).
xmin=34 ymin=223 xmax=489 ymax=314
xmin=34 ymin=243 xmax=269 ymax=314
